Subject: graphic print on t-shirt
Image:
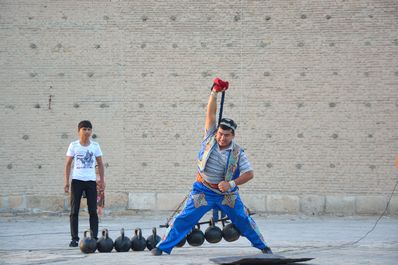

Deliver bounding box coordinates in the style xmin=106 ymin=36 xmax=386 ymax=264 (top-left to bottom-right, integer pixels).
xmin=76 ymin=150 xmax=95 ymax=169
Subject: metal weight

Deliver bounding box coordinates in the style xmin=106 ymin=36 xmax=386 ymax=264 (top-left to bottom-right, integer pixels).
xmin=131 ymin=228 xmax=146 ymax=251
xmin=205 ymin=218 xmax=223 ymax=243
xmin=114 ymin=228 xmax=131 ymax=252
xmin=97 ymin=228 xmax=113 ymax=252
xmin=146 ymin=227 xmax=161 ymax=251
xmin=175 ymin=236 xmax=186 ymax=247
xmin=222 ymin=220 xmax=240 ymax=242
xmin=187 ymin=224 xmax=205 ymax=247
xmin=79 ymin=229 xmax=97 ymax=253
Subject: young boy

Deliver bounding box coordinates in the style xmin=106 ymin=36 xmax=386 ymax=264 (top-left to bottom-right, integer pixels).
xmin=64 ymin=120 xmax=105 ymax=247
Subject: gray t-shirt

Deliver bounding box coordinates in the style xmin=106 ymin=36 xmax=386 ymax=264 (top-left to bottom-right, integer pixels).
xmin=202 ymin=123 xmax=252 ymax=184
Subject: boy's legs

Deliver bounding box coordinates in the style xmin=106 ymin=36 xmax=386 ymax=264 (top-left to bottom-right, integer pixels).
xmin=85 ymin=180 xmax=98 ymax=239
xmin=70 ymin=179 xmax=84 ymax=242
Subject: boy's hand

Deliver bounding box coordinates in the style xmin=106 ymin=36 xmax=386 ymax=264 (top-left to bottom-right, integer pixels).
xmin=64 ymin=183 xmax=69 ymax=193
xmin=97 ymin=180 xmax=105 ymax=191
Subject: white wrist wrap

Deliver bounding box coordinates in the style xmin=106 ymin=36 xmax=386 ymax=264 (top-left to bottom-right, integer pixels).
xmin=229 ymin=180 xmax=236 ymax=189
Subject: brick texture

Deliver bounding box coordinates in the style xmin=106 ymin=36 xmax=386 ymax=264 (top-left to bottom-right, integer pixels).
xmin=0 ymin=1 xmax=397 ymax=213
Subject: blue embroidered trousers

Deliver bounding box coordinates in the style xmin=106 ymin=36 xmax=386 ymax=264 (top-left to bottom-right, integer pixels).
xmin=156 ymin=181 xmax=268 ymax=254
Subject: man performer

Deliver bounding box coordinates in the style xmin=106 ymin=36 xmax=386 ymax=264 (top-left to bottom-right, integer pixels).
xmin=152 ymin=78 xmax=272 ymax=255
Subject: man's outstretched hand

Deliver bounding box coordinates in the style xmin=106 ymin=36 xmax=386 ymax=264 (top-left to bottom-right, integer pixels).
xmin=213 ymin=78 xmax=229 ymax=92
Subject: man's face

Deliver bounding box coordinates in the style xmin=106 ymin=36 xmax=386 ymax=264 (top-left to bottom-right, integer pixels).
xmin=216 ymin=127 xmax=235 ymax=148
xmin=79 ymin=127 xmax=92 ymax=138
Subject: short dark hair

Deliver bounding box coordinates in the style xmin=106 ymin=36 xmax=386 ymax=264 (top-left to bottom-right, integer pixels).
xmin=218 ymin=118 xmax=237 ymax=134
xmin=78 ymin=120 xmax=92 ymax=130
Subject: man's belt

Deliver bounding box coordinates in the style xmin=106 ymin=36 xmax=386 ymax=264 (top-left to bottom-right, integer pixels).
xmin=196 ymin=173 xmax=219 ymax=189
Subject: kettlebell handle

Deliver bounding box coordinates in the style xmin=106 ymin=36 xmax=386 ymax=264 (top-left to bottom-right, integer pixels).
xmin=84 ymin=229 xmax=93 ymax=238
xmin=102 ymin=228 xmax=109 ymax=238
xmin=120 ymin=228 xmax=125 ymax=238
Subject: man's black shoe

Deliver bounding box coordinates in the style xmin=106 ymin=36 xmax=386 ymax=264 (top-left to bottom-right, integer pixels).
xmin=151 ymin=247 xmax=163 ymax=256
xmin=69 ymin=240 xmax=78 ymax=247
xmin=261 ymin=246 xmax=273 ymax=254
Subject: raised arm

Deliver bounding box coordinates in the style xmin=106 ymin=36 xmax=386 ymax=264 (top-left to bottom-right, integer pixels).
xmin=205 ymin=78 xmax=229 ymax=131
xmin=205 ymin=90 xmax=218 ymax=132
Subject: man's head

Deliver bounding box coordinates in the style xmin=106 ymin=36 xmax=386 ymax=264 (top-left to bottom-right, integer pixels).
xmin=78 ymin=120 xmax=93 ymax=138
xmin=216 ymin=118 xmax=237 ymax=148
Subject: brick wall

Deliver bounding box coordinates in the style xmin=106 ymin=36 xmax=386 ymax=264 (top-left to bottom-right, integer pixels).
xmin=0 ymin=0 xmax=397 ymax=215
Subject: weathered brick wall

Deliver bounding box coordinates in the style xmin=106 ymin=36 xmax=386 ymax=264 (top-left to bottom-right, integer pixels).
xmin=0 ymin=0 xmax=397 ymax=214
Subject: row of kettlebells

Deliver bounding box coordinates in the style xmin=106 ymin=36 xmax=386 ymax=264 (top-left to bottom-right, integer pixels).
xmin=184 ymin=219 xmax=241 ymax=247
xmin=80 ymin=227 xmax=160 ymax=253
xmin=80 ymin=220 xmax=241 ymax=254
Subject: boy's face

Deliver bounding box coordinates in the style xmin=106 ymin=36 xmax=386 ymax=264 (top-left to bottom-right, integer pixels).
xmin=79 ymin=127 xmax=92 ymax=138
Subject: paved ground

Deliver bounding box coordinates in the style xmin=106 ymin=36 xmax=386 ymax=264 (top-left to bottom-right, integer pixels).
xmin=0 ymin=212 xmax=397 ymax=265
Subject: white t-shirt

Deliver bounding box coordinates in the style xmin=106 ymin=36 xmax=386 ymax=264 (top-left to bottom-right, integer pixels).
xmin=66 ymin=140 xmax=103 ymax=181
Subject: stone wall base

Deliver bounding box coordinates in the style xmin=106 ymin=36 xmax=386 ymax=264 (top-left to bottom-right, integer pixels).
xmin=1 ymin=192 xmax=396 ymax=216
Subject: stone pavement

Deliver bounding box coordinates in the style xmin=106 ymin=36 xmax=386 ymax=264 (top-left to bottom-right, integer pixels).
xmin=0 ymin=213 xmax=397 ymax=265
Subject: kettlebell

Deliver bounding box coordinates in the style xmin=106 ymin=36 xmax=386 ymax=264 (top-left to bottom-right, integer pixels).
xmin=131 ymin=228 xmax=146 ymax=251
xmin=146 ymin=227 xmax=161 ymax=251
xmin=187 ymin=224 xmax=205 ymax=247
xmin=222 ymin=220 xmax=240 ymax=242
xmin=97 ymin=228 xmax=113 ymax=252
xmin=79 ymin=229 xmax=97 ymax=253
xmin=175 ymin=236 xmax=186 ymax=247
xmin=205 ymin=218 xmax=222 ymax=243
xmin=114 ymin=228 xmax=131 ymax=252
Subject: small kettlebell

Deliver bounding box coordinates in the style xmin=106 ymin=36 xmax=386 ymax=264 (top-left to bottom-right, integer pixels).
xmin=222 ymin=220 xmax=240 ymax=242
xmin=175 ymin=236 xmax=186 ymax=247
xmin=79 ymin=229 xmax=97 ymax=253
xmin=205 ymin=218 xmax=223 ymax=243
xmin=131 ymin=228 xmax=146 ymax=251
xmin=146 ymin=227 xmax=161 ymax=251
xmin=187 ymin=224 xmax=205 ymax=247
xmin=97 ymin=228 xmax=113 ymax=252
xmin=114 ymin=228 xmax=131 ymax=252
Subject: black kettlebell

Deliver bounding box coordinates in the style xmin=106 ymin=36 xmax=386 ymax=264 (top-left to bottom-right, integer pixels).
xmin=205 ymin=218 xmax=222 ymax=243
xmin=222 ymin=220 xmax=240 ymax=242
xmin=114 ymin=228 xmax=131 ymax=252
xmin=187 ymin=224 xmax=205 ymax=247
xmin=97 ymin=228 xmax=113 ymax=252
xmin=131 ymin=228 xmax=146 ymax=251
xmin=79 ymin=229 xmax=97 ymax=253
xmin=146 ymin=227 xmax=161 ymax=251
xmin=175 ymin=236 xmax=186 ymax=247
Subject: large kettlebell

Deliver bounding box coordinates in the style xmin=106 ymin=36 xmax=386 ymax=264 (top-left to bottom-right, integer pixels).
xmin=97 ymin=228 xmax=113 ymax=252
xmin=175 ymin=236 xmax=186 ymax=247
xmin=187 ymin=224 xmax=205 ymax=247
xmin=131 ymin=228 xmax=146 ymax=251
xmin=146 ymin=227 xmax=161 ymax=251
xmin=205 ymin=218 xmax=222 ymax=243
xmin=114 ymin=228 xmax=131 ymax=252
xmin=79 ymin=229 xmax=97 ymax=253
xmin=222 ymin=220 xmax=240 ymax=242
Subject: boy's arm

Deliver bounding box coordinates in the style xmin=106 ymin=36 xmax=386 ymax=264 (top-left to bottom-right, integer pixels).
xmin=96 ymin=156 xmax=105 ymax=191
xmin=64 ymin=156 xmax=73 ymax=193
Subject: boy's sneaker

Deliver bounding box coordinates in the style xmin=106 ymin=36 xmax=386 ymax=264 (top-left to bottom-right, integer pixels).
xmin=151 ymin=247 xmax=163 ymax=256
xmin=261 ymin=246 xmax=273 ymax=254
xmin=69 ymin=240 xmax=78 ymax=247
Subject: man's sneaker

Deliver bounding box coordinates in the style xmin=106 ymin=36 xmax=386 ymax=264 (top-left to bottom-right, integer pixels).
xmin=261 ymin=246 xmax=273 ymax=254
xmin=151 ymin=247 xmax=163 ymax=256
xmin=69 ymin=240 xmax=78 ymax=247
